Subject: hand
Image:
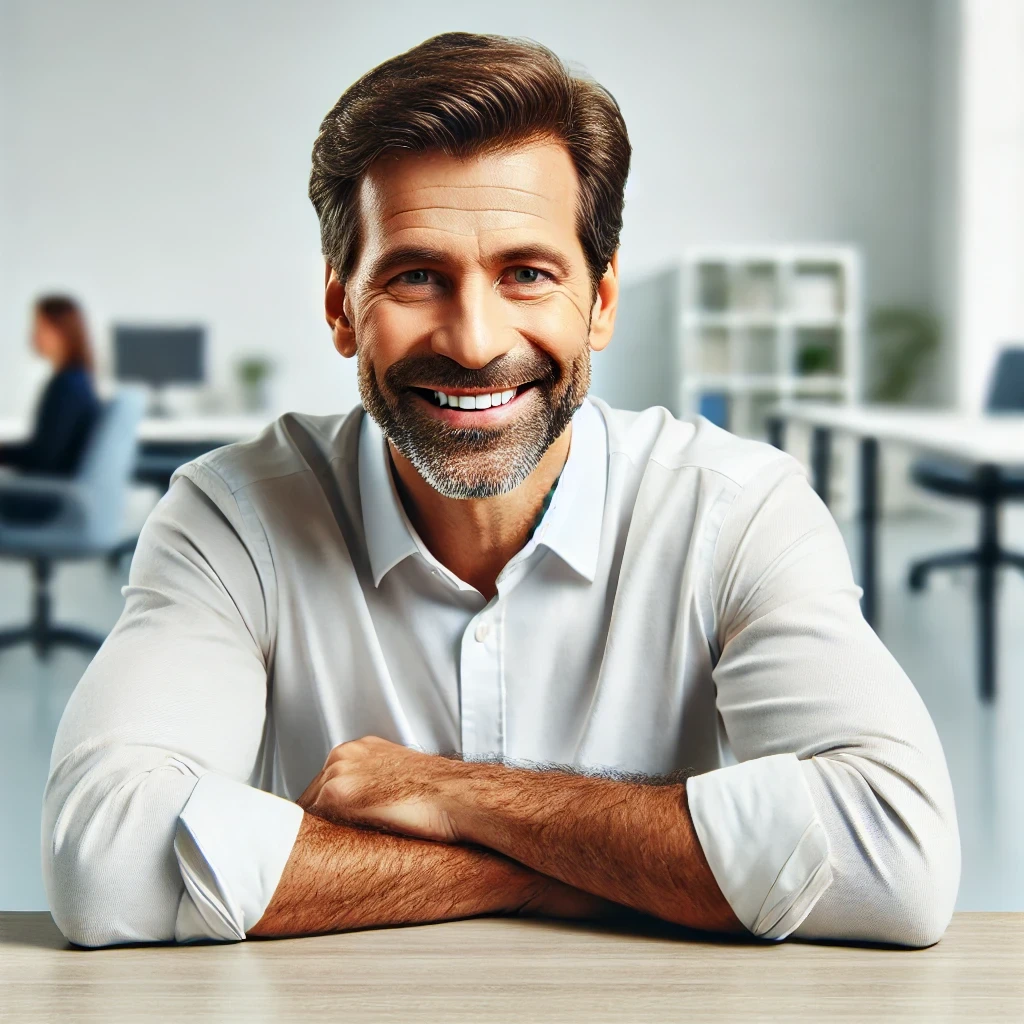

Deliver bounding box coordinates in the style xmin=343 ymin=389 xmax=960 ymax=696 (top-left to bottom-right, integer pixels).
xmin=296 ymin=735 xmax=464 ymax=843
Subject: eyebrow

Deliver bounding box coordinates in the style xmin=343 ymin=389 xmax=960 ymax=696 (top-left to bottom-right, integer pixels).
xmin=365 ymin=246 xmax=450 ymax=282
xmin=365 ymin=243 xmax=574 ymax=282
xmin=494 ymin=244 xmax=573 ymax=278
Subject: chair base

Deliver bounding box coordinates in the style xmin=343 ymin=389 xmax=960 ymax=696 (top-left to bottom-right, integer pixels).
xmin=0 ymin=556 xmax=106 ymax=660
xmin=0 ymin=623 xmax=106 ymax=659
xmin=908 ymin=548 xmax=1024 ymax=591
xmin=907 ymin=480 xmax=1023 ymax=702
xmin=106 ymin=535 xmax=138 ymax=571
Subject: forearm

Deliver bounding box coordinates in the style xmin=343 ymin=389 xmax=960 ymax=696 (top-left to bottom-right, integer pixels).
xmin=444 ymin=765 xmax=744 ymax=934
xmin=248 ymin=811 xmax=625 ymax=938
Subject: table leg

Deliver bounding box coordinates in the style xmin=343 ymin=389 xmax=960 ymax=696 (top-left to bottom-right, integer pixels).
xmin=977 ymin=466 xmax=999 ymax=703
xmin=811 ymin=427 xmax=832 ymax=508
xmin=859 ymin=437 xmax=879 ymax=629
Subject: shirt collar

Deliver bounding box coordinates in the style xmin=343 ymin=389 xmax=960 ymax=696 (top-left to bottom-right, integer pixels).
xmin=358 ymin=409 xmax=421 ymax=588
xmin=358 ymin=396 xmax=608 ymax=588
xmin=527 ymin=396 xmax=607 ymax=582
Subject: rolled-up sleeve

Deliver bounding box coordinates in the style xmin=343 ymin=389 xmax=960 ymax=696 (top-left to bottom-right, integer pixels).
xmin=686 ymin=457 xmax=961 ymax=947
xmin=41 ymin=466 xmax=303 ymax=948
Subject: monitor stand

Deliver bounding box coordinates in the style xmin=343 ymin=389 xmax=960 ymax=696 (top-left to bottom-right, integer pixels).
xmin=147 ymin=385 xmax=173 ymax=418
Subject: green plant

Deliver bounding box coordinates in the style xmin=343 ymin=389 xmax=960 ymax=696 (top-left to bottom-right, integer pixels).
xmin=868 ymin=307 xmax=940 ymax=402
xmin=797 ymin=343 xmax=834 ymax=375
xmin=236 ymin=355 xmax=274 ymax=386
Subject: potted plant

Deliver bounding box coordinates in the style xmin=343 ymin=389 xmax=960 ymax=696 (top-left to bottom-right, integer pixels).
xmin=868 ymin=307 xmax=940 ymax=403
xmin=236 ymin=355 xmax=276 ymax=413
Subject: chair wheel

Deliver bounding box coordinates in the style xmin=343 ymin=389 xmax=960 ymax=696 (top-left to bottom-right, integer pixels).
xmin=908 ymin=566 xmax=928 ymax=592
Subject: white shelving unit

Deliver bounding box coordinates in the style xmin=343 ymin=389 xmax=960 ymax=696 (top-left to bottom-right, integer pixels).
xmin=678 ymin=245 xmax=862 ymax=436
xmin=597 ymin=246 xmax=863 ymax=514
xmin=677 ymin=245 xmax=862 ymax=513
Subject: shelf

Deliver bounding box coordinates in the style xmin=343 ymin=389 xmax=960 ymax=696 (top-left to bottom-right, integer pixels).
xmin=678 ymin=244 xmax=859 ymax=496
xmin=684 ymin=375 xmax=790 ymax=392
xmin=682 ymin=312 xmax=844 ymax=329
xmin=792 ymin=375 xmax=848 ymax=395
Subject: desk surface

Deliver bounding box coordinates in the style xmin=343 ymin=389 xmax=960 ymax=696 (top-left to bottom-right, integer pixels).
xmin=1 ymin=912 xmax=1021 ymax=1022
xmin=0 ymin=414 xmax=274 ymax=445
xmin=772 ymin=402 xmax=1024 ymax=465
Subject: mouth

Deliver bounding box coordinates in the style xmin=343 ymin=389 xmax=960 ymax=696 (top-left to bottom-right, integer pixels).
xmin=409 ymin=382 xmax=539 ymax=413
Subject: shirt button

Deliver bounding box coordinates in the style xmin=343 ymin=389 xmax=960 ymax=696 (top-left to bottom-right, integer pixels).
xmin=474 ymin=622 xmax=490 ymax=643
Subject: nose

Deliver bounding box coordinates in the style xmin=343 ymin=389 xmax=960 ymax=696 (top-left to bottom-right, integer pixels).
xmin=429 ymin=275 xmax=513 ymax=370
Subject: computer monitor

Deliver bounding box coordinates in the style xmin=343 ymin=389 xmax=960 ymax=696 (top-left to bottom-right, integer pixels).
xmin=113 ymin=324 xmax=205 ymax=416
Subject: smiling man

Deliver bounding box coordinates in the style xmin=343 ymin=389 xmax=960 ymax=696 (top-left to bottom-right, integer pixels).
xmin=43 ymin=32 xmax=959 ymax=949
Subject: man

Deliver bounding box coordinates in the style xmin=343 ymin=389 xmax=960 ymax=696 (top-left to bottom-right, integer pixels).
xmin=43 ymin=32 xmax=959 ymax=949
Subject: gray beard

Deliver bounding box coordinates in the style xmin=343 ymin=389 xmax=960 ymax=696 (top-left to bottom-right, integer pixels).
xmin=358 ymin=347 xmax=592 ymax=499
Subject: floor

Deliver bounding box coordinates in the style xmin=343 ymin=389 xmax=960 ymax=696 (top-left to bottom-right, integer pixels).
xmin=1 ymin=498 xmax=1022 ymax=914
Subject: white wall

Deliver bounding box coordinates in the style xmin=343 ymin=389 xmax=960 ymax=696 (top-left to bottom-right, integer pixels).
xmin=924 ymin=0 xmax=963 ymax=411
xmin=0 ymin=2 xmax=13 ymax=385
xmin=1 ymin=0 xmax=946 ymax=419
xmin=956 ymin=0 xmax=1024 ymax=413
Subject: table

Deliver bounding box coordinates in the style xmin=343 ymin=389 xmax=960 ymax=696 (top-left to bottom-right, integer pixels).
xmin=0 ymin=414 xmax=274 ymax=565
xmin=0 ymin=414 xmax=273 ymax=446
xmin=767 ymin=404 xmax=1024 ymax=702
xmin=0 ymin=414 xmax=272 ymax=488
xmin=1 ymin=912 xmax=1020 ymax=1022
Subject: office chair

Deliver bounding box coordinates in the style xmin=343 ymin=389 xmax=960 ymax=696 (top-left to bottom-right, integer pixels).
xmin=0 ymin=386 xmax=147 ymax=659
xmin=907 ymin=345 xmax=1024 ymax=592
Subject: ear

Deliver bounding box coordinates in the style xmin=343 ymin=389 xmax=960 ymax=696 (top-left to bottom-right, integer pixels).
xmin=588 ymin=251 xmax=619 ymax=353
xmin=325 ymin=263 xmax=357 ymax=359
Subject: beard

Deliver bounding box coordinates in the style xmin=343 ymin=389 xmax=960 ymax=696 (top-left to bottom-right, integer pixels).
xmin=358 ymin=340 xmax=592 ymax=500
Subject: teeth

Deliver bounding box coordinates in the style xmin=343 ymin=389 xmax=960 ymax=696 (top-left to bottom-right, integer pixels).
xmin=431 ymin=389 xmax=518 ymax=409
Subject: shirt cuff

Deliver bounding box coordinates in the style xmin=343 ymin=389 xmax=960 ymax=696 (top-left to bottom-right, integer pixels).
xmin=172 ymin=772 xmax=304 ymax=942
xmin=686 ymin=752 xmax=833 ymax=940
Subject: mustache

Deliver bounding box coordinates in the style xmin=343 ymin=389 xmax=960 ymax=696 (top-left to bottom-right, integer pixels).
xmin=383 ymin=352 xmax=558 ymax=393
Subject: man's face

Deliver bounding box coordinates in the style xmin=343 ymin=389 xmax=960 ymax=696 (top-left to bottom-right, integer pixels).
xmin=328 ymin=139 xmax=615 ymax=498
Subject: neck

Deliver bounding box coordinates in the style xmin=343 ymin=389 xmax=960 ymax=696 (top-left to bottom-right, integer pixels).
xmin=387 ymin=425 xmax=572 ymax=601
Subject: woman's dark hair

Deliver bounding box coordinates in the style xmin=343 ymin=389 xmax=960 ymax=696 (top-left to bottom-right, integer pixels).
xmin=34 ymin=295 xmax=95 ymax=373
xmin=309 ymin=32 xmax=631 ymax=294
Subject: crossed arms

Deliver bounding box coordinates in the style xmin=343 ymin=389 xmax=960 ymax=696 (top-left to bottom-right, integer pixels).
xmin=42 ymin=464 xmax=960 ymax=949
xmin=248 ymin=737 xmax=742 ymax=938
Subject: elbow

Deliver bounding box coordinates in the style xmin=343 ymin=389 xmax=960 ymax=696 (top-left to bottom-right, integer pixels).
xmin=888 ymin=854 xmax=960 ymax=948
xmin=884 ymin=892 xmax=955 ymax=950
xmin=874 ymin=818 xmax=961 ymax=949
xmin=46 ymin=876 xmax=120 ymax=950
xmin=44 ymin=824 xmax=170 ymax=948
xmin=802 ymin=747 xmax=962 ymax=948
xmin=45 ymin=849 xmax=124 ymax=948
xmin=41 ymin=762 xmax=195 ymax=948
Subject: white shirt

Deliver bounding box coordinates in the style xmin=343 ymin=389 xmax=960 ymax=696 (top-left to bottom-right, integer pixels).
xmin=41 ymin=397 xmax=960 ymax=948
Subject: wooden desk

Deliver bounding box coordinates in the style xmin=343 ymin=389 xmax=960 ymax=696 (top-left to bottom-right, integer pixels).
xmin=1 ymin=912 xmax=1021 ymax=1022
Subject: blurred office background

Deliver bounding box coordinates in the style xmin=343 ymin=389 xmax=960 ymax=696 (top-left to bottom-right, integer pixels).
xmin=1 ymin=0 xmax=1022 ymax=913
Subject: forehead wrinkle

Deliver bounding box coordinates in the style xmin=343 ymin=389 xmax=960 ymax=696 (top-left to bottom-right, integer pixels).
xmin=389 ymin=183 xmax=551 ymax=200
xmin=380 ymin=221 xmax=571 ymax=245
xmin=384 ymin=206 xmax=549 ymax=225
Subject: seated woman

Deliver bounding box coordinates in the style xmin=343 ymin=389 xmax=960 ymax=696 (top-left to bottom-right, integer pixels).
xmin=0 ymin=295 xmax=102 ymax=523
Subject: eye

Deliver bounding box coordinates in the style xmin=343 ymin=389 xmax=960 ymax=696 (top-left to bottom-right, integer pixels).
xmin=395 ymin=269 xmax=434 ymax=286
xmin=505 ymin=267 xmax=552 ymax=286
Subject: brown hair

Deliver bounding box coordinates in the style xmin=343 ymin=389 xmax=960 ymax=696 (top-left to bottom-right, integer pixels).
xmin=309 ymin=32 xmax=631 ymax=294
xmin=34 ymin=295 xmax=95 ymax=374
